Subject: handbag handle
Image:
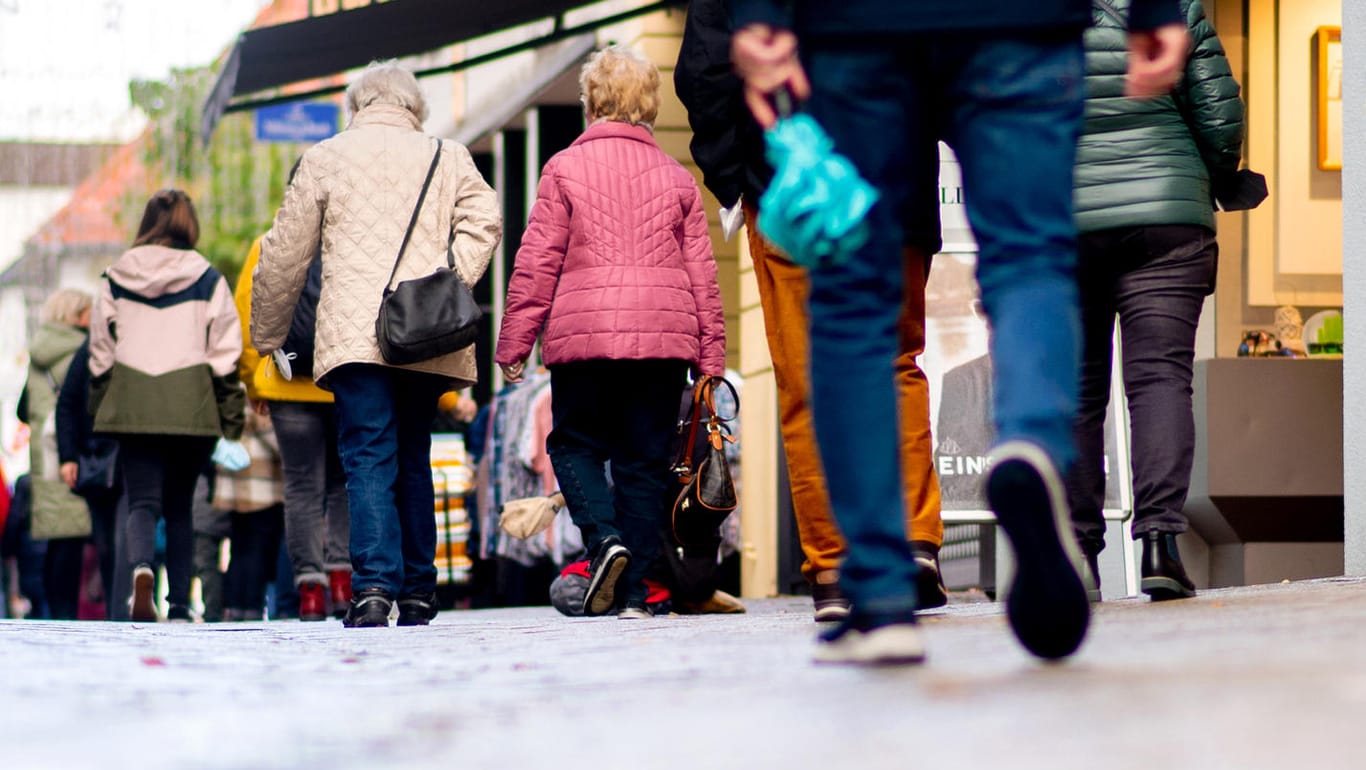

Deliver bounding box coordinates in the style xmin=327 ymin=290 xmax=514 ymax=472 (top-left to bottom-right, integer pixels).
xmin=673 ymin=375 xmax=738 ymax=478
xmin=384 ymin=138 xmax=451 ymax=293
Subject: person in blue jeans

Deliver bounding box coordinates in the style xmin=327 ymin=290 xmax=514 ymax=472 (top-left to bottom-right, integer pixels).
xmin=730 ymin=0 xmax=1190 ymax=664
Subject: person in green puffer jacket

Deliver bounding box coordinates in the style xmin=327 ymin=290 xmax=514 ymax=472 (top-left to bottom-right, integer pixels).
xmin=25 ymin=289 xmax=95 ymax=619
xmin=1068 ymin=0 xmax=1246 ymax=603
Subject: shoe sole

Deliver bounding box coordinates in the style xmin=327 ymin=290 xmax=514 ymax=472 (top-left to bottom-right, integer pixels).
xmin=617 ymin=609 xmax=653 ymax=620
xmin=1142 ymin=576 xmax=1196 ymax=601
xmin=914 ymin=557 xmax=949 ymax=610
xmin=584 ymin=545 xmax=629 ymax=616
xmin=986 ymin=441 xmax=1091 ymax=660
xmin=812 ymin=625 xmax=927 ymax=666
xmin=130 ymin=569 xmax=157 ymax=623
xmin=813 ymin=604 xmax=852 ymax=623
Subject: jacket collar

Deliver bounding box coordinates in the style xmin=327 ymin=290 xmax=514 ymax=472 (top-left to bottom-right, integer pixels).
xmin=349 ymin=104 xmax=423 ymax=132
xmin=571 ymin=120 xmax=657 ymax=148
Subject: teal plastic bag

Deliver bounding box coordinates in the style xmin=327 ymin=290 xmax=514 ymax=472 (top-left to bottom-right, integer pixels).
xmin=757 ymin=112 xmax=878 ymax=268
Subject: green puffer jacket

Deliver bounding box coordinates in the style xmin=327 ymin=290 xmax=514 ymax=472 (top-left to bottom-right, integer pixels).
xmin=1074 ymin=0 xmax=1244 ymax=233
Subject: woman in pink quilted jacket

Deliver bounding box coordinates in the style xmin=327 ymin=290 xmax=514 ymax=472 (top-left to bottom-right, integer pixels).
xmin=495 ymin=45 xmax=726 ymax=620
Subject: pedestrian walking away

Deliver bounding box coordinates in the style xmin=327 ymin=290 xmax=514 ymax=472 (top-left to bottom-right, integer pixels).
xmin=88 ymin=189 xmax=247 ymax=623
xmin=496 ymin=45 xmax=727 ymax=620
xmin=253 ymin=61 xmax=501 ymax=629
xmin=730 ymin=0 xmax=1190 ymax=663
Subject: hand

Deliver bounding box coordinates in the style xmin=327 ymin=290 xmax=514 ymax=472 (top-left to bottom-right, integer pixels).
xmin=453 ymin=396 xmax=478 ymax=423
xmin=1125 ymin=23 xmax=1190 ymax=98
xmin=500 ymin=361 xmax=526 ymax=384
xmin=731 ymin=23 xmax=810 ymax=128
xmin=253 ymin=400 xmax=270 ymax=417
xmin=60 ymin=462 xmax=79 ymax=489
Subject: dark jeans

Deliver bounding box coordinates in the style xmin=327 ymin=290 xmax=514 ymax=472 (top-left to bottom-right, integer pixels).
xmin=1069 ymin=225 xmax=1218 ymax=554
xmin=121 ymin=435 xmax=216 ymax=610
xmin=224 ymin=504 xmax=284 ymax=613
xmin=802 ymin=35 xmax=1085 ymax=616
xmin=329 ymin=364 xmax=449 ymax=598
xmin=548 ymin=359 xmax=688 ymax=605
xmin=271 ymin=400 xmax=350 ymax=586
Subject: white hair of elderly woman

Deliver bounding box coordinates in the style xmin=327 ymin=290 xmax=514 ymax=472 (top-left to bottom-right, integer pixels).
xmin=40 ymin=288 xmax=93 ymax=327
xmin=345 ymin=60 xmax=429 ymax=123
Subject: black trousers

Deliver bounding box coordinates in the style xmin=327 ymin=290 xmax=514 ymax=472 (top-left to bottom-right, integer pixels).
xmin=548 ymin=359 xmax=689 ymax=605
xmin=121 ymin=435 xmax=216 ymax=610
xmin=1068 ymin=225 xmax=1218 ymax=554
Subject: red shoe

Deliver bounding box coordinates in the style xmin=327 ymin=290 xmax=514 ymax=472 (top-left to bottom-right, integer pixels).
xmin=299 ymin=582 xmax=328 ymax=622
xmin=329 ymin=570 xmax=353 ymax=619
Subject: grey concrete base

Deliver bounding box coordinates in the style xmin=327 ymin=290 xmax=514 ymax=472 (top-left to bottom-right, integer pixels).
xmin=5 ymin=579 xmax=1366 ymax=769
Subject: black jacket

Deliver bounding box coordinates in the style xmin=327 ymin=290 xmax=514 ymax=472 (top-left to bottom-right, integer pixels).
xmin=732 ymin=0 xmax=1182 ymax=37
xmin=55 ymin=340 xmax=95 ymax=465
xmin=675 ymin=0 xmax=771 ymax=208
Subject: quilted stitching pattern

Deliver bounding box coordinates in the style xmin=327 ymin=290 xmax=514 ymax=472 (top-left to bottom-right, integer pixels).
xmin=253 ymin=105 xmax=502 ymax=385
xmin=496 ymin=122 xmax=726 ymax=375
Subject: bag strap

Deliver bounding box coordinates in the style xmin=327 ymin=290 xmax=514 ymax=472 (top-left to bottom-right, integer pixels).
xmin=384 ymin=138 xmax=444 ymax=293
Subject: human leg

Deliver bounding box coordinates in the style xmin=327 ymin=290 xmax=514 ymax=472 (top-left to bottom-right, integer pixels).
xmin=1068 ymin=229 xmax=1123 ymax=562
xmin=159 ymin=439 xmax=215 ymax=615
xmin=940 ymin=34 xmax=1089 ymax=658
xmin=392 ymin=368 xmax=446 ymax=623
xmin=801 ymin=43 xmax=924 ymax=628
xmin=330 ymin=364 xmax=403 ymax=619
xmin=271 ymin=400 xmax=330 ymax=588
xmin=606 ymin=359 xmax=689 ymax=607
xmin=1117 ymin=225 xmax=1217 ymax=599
xmin=896 ymin=247 xmax=948 ymax=608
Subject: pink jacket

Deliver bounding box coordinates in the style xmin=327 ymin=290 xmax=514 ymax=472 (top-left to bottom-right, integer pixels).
xmin=495 ymin=121 xmax=726 ymax=375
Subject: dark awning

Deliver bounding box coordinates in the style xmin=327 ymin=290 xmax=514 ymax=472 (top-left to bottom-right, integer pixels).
xmin=202 ymin=0 xmax=684 ymax=145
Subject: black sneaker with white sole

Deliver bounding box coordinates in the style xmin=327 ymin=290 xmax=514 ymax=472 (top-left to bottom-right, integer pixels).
xmin=396 ymin=592 xmax=439 ymax=626
xmin=583 ymin=536 xmax=630 ymax=616
xmin=985 ymin=441 xmax=1090 ymax=660
xmin=813 ymin=611 xmax=926 ymax=666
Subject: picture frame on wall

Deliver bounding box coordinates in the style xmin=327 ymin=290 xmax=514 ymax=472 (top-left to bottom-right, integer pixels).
xmin=1316 ymin=25 xmax=1342 ymax=171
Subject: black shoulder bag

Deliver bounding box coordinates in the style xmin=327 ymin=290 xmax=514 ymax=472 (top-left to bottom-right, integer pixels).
xmin=669 ymin=374 xmax=739 ymax=548
xmin=376 ymin=138 xmax=483 ymax=366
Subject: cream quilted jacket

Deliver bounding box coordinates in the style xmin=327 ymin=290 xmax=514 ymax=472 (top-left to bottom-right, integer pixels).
xmin=252 ymin=104 xmax=502 ymax=388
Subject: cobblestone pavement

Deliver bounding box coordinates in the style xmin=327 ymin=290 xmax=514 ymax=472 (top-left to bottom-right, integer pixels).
xmin=3 ymin=577 xmax=1366 ymax=770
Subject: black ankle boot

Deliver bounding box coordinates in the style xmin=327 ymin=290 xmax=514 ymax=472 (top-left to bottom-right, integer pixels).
xmin=1140 ymin=531 xmax=1196 ymax=601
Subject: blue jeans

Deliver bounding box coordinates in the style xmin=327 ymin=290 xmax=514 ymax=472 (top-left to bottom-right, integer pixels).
xmin=329 ymin=364 xmax=450 ymax=598
xmin=1070 ymin=225 xmax=1218 ymax=554
xmin=802 ymin=35 xmax=1084 ymax=616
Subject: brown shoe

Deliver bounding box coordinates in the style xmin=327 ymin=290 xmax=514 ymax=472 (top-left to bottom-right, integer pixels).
xmin=811 ymin=570 xmax=851 ymax=622
xmin=679 ymin=589 xmax=747 ymax=614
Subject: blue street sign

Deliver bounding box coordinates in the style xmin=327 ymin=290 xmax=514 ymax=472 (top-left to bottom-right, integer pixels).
xmin=254 ymin=102 xmax=339 ymax=143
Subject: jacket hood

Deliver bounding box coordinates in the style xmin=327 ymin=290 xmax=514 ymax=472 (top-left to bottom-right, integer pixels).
xmin=106 ymin=244 xmax=213 ymax=298
xmin=29 ymin=322 xmax=86 ymax=370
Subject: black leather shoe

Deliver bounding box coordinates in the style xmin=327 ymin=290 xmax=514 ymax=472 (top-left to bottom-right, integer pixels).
xmin=396 ymin=592 xmax=438 ymax=626
xmin=1140 ymin=531 xmax=1196 ymax=601
xmin=910 ymin=544 xmax=949 ymax=610
xmin=342 ymin=587 xmax=394 ymax=628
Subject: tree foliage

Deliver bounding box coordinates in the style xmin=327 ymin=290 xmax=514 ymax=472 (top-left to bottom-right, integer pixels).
xmin=125 ymin=67 xmax=311 ymax=288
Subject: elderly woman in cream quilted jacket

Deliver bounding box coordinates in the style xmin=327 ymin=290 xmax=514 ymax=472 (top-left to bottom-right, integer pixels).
xmin=252 ymin=61 xmax=501 ymax=629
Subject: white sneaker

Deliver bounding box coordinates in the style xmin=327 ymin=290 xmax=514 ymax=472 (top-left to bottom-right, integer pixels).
xmin=813 ymin=620 xmax=926 ymax=666
xmin=129 ymin=565 xmax=159 ymax=622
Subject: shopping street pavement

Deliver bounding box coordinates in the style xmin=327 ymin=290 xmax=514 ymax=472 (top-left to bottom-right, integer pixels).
xmin=3 ymin=577 xmax=1366 ymax=770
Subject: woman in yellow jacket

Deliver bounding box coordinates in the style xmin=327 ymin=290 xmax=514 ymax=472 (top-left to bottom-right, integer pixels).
xmin=236 ymin=236 xmax=351 ymax=621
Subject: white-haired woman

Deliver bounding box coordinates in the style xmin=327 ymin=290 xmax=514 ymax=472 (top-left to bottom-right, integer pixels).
xmin=253 ymin=60 xmax=502 ymax=628
xmin=23 ymin=288 xmax=94 ymax=619
xmin=495 ymin=46 xmax=726 ymax=619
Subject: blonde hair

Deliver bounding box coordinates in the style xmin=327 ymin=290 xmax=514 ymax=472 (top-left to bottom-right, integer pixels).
xmin=346 ymin=60 xmax=429 ymax=123
xmin=579 ymin=46 xmax=659 ymax=127
xmin=41 ymin=288 xmax=93 ymax=327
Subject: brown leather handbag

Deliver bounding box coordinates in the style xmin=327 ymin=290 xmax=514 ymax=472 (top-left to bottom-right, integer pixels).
xmin=669 ymin=375 xmax=738 ymax=548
